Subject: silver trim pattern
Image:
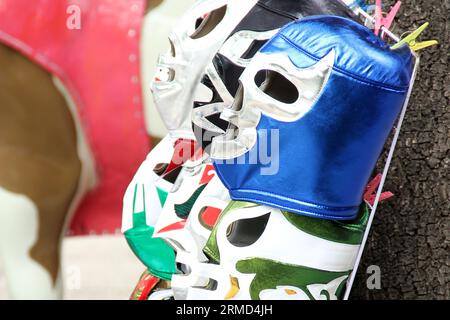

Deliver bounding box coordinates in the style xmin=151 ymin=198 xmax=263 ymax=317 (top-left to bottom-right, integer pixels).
xmin=211 ymin=50 xmax=335 ymax=159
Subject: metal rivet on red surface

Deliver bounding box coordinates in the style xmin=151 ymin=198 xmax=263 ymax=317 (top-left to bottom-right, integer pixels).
xmin=128 ymin=29 xmax=136 ymax=37
xmin=129 ymin=54 xmax=137 ymax=62
xmin=131 ymin=4 xmax=139 ymax=12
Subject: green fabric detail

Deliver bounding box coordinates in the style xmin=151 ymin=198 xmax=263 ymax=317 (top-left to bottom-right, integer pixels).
xmin=203 ymin=201 xmax=367 ymax=263
xmin=125 ymin=184 xmax=176 ymax=281
xmin=281 ymin=204 xmax=369 ymax=245
xmin=174 ymin=184 xmax=207 ymax=219
xmin=236 ymin=258 xmax=349 ymax=300
xmin=203 ymin=201 xmax=258 ymax=263
xmin=125 ymin=212 xmax=176 ymax=281
xmin=157 ymin=187 xmax=168 ymax=207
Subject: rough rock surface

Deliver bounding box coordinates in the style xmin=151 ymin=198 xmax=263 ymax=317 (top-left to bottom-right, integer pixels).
xmin=350 ymin=0 xmax=449 ymax=300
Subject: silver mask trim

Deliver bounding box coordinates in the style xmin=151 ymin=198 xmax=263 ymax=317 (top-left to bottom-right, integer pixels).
xmin=192 ymin=28 xmax=281 ymax=135
xmin=211 ymin=50 xmax=335 ymax=159
xmin=151 ymin=0 xmax=258 ymax=139
xmin=218 ymin=29 xmax=280 ymax=67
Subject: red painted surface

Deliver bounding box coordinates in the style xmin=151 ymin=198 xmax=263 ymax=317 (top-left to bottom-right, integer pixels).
xmin=0 ymin=0 xmax=150 ymax=235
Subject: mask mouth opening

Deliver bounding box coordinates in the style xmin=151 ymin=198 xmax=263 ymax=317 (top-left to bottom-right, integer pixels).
xmin=189 ymin=5 xmax=228 ymax=39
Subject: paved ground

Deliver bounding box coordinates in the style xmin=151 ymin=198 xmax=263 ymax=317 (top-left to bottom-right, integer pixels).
xmin=351 ymin=0 xmax=449 ymax=300
xmin=0 ymin=236 xmax=143 ymax=300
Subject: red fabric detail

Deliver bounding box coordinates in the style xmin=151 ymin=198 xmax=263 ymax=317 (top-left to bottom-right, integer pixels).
xmin=201 ymin=207 xmax=222 ymax=228
xmin=0 ymin=0 xmax=150 ymax=235
xmin=162 ymin=139 xmax=204 ymax=180
xmin=199 ymin=165 xmax=215 ymax=185
xmin=130 ymin=272 xmax=159 ymax=300
xmin=156 ymin=220 xmax=187 ymax=234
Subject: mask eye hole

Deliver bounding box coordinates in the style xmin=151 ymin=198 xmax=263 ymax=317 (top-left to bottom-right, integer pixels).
xmin=153 ymin=163 xmax=168 ymax=176
xmin=167 ymin=238 xmax=186 ymax=252
xmin=161 ymin=166 xmax=183 ymax=184
xmin=155 ymin=66 xmax=175 ymax=82
xmin=189 ymin=5 xmax=227 ymax=39
xmin=226 ymin=213 xmax=271 ymax=247
xmin=255 ymin=70 xmax=299 ymax=104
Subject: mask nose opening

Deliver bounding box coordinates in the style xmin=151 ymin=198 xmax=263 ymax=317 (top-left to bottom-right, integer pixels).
xmin=189 ymin=5 xmax=227 ymax=39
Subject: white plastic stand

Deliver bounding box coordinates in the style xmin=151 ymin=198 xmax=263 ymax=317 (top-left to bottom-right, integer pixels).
xmin=343 ymin=8 xmax=420 ymax=300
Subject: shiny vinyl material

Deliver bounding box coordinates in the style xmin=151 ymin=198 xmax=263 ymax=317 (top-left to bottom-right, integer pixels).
xmin=212 ymin=16 xmax=414 ymax=220
xmin=192 ymin=0 xmax=359 ymax=151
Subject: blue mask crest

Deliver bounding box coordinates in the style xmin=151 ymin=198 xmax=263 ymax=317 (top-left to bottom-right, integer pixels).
xmin=211 ymin=16 xmax=414 ymax=220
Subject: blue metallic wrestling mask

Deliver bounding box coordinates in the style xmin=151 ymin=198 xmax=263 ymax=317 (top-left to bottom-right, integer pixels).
xmin=211 ymin=16 xmax=414 ymax=220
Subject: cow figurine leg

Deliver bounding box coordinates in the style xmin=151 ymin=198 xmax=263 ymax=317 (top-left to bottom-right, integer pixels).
xmin=0 ymin=44 xmax=87 ymax=299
